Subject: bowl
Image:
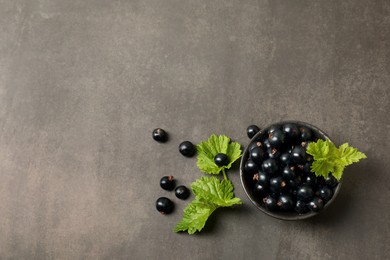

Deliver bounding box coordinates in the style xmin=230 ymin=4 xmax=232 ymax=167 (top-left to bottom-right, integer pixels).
xmin=240 ymin=121 xmax=342 ymax=220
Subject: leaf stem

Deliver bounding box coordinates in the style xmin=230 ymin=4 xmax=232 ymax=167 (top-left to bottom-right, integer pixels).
xmin=222 ymin=168 xmax=228 ymax=180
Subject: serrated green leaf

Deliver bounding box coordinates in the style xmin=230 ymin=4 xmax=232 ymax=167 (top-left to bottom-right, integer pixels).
xmin=191 ymin=176 xmax=242 ymax=207
xmin=174 ymin=199 xmax=217 ymax=234
xmin=338 ymin=143 xmax=367 ymax=166
xmin=196 ymin=135 xmax=242 ymax=174
xmin=310 ymin=159 xmax=333 ymax=178
xmin=307 ymin=139 xmax=367 ymax=181
xmin=332 ymin=164 xmax=345 ymax=181
xmin=307 ymin=139 xmax=335 ymax=160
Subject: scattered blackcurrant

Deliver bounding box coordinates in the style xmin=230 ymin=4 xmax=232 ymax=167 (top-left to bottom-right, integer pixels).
xmin=160 ymin=176 xmax=175 ymax=191
xmin=156 ymin=197 xmax=174 ymax=214
xmin=175 ymin=185 xmax=190 ymax=200
xmin=179 ymin=141 xmax=196 ymax=157
xmin=152 ymin=128 xmax=168 ymax=143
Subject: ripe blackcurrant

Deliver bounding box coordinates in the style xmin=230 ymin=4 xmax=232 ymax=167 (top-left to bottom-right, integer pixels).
xmin=156 ymin=197 xmax=174 ymax=214
xmin=152 ymin=128 xmax=168 ymax=143
xmin=214 ymin=153 xmax=229 ymax=167
xmin=160 ymin=176 xmax=175 ymax=191
xmin=247 ymin=125 xmax=260 ymax=139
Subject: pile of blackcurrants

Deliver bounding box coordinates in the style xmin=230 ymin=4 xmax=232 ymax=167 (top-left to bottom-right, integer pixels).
xmin=243 ymin=123 xmax=339 ymax=216
xmin=153 ymin=128 xmax=194 ymax=215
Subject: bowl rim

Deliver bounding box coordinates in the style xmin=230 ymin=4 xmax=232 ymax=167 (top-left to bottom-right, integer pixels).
xmin=239 ymin=120 xmax=342 ymax=220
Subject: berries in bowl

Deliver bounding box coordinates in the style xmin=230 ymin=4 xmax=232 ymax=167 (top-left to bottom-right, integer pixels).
xmin=240 ymin=121 xmax=366 ymax=220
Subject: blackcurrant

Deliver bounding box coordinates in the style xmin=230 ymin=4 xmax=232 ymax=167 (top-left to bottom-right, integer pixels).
xmin=303 ymin=172 xmax=317 ymax=186
xmin=257 ymin=171 xmax=269 ymax=186
xmin=268 ymin=129 xmax=286 ymax=148
xmin=254 ymin=182 xmax=268 ymax=197
xmin=325 ymin=175 xmax=338 ymax=187
xmin=179 ymin=141 xmax=196 ymax=157
xmin=175 ymin=185 xmax=190 ymax=200
xmin=318 ymin=186 xmax=333 ymax=201
xmin=263 ymin=195 xmax=278 ymax=211
xmin=152 ymin=128 xmax=168 ymax=143
xmin=297 ymin=185 xmax=314 ymax=202
xmin=300 ymin=126 xmax=313 ymax=141
xmin=156 ymin=197 xmax=174 ymax=214
xmin=264 ymin=139 xmax=272 ymax=149
xmin=280 ymin=153 xmax=291 ymax=165
xmin=262 ymin=159 xmax=279 ymax=175
xmin=282 ymin=123 xmax=300 ymax=141
xmin=277 ymin=194 xmax=294 ymax=211
xmin=282 ymin=165 xmax=296 ymax=180
xmin=250 ymin=147 xmax=266 ymax=163
xmin=269 ymin=176 xmax=287 ymax=193
xmin=245 ymin=159 xmax=258 ymax=174
xmin=268 ymin=124 xmax=281 ymax=135
xmin=247 ymin=125 xmax=260 ymax=139
xmin=160 ymin=176 xmax=175 ymax=191
xmin=267 ymin=148 xmax=281 ymax=160
xmin=308 ymin=197 xmax=324 ymax=212
xmin=248 ymin=141 xmax=263 ymax=151
xmin=302 ymin=161 xmax=312 ymax=174
xmin=291 ymin=146 xmax=306 ymax=164
xmin=214 ymin=153 xmax=229 ymax=167
xmin=295 ymin=200 xmax=309 ymax=214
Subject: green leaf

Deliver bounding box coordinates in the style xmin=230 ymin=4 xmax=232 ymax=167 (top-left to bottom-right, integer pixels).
xmin=338 ymin=143 xmax=367 ymax=166
xmin=191 ymin=176 xmax=242 ymax=207
xmin=196 ymin=135 xmax=242 ymax=174
xmin=310 ymin=159 xmax=333 ymax=179
xmin=174 ymin=199 xmax=217 ymax=234
xmin=307 ymin=139 xmax=336 ymax=160
xmin=307 ymin=139 xmax=367 ymax=181
xmin=175 ymin=176 xmax=242 ymax=234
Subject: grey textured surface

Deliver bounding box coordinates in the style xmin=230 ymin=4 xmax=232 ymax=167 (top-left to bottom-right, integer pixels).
xmin=0 ymin=0 xmax=389 ymax=259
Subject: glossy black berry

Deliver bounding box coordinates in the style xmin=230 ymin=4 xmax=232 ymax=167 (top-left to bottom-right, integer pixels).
xmin=302 ymin=161 xmax=312 ymax=174
xmin=245 ymin=159 xmax=258 ymax=174
xmin=303 ymin=173 xmax=318 ymax=187
xmin=175 ymin=185 xmax=190 ymax=200
xmin=152 ymin=128 xmax=168 ymax=143
xmin=156 ymin=197 xmax=174 ymax=214
xmin=277 ymin=194 xmax=294 ymax=211
xmin=268 ymin=124 xmax=281 ymax=135
xmin=250 ymin=147 xmax=266 ymax=163
xmin=282 ymin=123 xmax=300 ymax=141
xmin=248 ymin=141 xmax=263 ymax=151
xmin=257 ymin=171 xmax=269 ymax=186
xmin=247 ymin=125 xmax=260 ymax=139
xmin=179 ymin=141 xmax=196 ymax=157
xmin=264 ymin=139 xmax=272 ymax=149
xmin=318 ymin=186 xmax=333 ymax=201
xmin=214 ymin=153 xmax=229 ymax=167
xmin=282 ymin=165 xmax=296 ymax=180
xmin=325 ymin=175 xmax=338 ymax=187
xmin=269 ymin=129 xmax=286 ymax=148
xmin=297 ymin=185 xmax=314 ymax=202
xmin=254 ymin=182 xmax=268 ymax=197
xmin=300 ymin=126 xmax=313 ymax=141
xmin=160 ymin=176 xmax=175 ymax=191
xmin=308 ymin=197 xmax=324 ymax=212
xmin=269 ymin=176 xmax=287 ymax=193
xmin=267 ymin=148 xmax=281 ymax=160
xmin=262 ymin=159 xmax=279 ymax=175
xmin=291 ymin=146 xmax=306 ymax=164
xmin=295 ymin=200 xmax=309 ymax=214
xmin=263 ymin=195 xmax=278 ymax=211
xmin=280 ymin=153 xmax=291 ymax=165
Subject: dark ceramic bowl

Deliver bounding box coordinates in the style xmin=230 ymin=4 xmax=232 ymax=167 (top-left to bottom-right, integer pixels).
xmin=240 ymin=121 xmax=342 ymax=220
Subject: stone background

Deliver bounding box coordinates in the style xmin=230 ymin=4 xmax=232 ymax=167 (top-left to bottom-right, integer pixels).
xmin=0 ymin=1 xmax=389 ymax=259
